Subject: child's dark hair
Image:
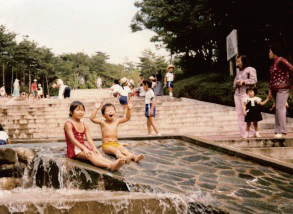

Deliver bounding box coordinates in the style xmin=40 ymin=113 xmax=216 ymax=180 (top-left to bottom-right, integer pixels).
xmin=101 ymin=103 xmax=116 ymax=115
xmin=0 ymin=124 xmax=4 ymax=131
xmin=114 ymin=79 xmax=119 ymax=84
xmin=69 ymin=101 xmax=85 ymax=117
xmin=246 ymin=86 xmax=257 ymax=94
xmin=142 ymin=80 xmax=152 ymax=88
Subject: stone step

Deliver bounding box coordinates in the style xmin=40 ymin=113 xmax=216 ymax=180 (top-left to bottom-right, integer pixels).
xmin=7 ymin=121 xmax=291 ymax=137
xmin=15 ymin=128 xmax=278 ymax=139
xmin=3 ymin=116 xmax=279 ymax=128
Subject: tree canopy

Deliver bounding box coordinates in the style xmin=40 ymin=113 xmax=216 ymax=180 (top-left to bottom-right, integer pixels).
xmin=131 ymin=0 xmax=293 ymax=78
xmin=0 ymin=25 xmax=142 ymax=95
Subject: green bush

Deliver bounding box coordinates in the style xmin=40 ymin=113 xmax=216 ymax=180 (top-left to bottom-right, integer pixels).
xmin=173 ymin=73 xmax=293 ymax=117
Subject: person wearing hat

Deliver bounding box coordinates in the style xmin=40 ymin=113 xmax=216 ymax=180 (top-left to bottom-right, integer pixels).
xmin=37 ymin=84 xmax=43 ymax=99
xmin=117 ymin=77 xmax=131 ymax=114
xmin=31 ymin=79 xmax=38 ymax=97
xmin=164 ymin=65 xmax=175 ymax=96
xmin=13 ymin=79 xmax=20 ymax=97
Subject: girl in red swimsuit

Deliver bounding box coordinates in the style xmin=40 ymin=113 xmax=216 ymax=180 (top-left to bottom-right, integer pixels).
xmin=64 ymin=101 xmax=125 ymax=171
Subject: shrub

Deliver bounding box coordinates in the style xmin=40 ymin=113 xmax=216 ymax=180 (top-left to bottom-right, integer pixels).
xmin=173 ymin=73 xmax=293 ymax=117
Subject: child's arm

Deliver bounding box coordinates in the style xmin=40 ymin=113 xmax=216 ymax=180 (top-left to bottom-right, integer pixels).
xmin=164 ymin=76 xmax=167 ymax=85
xmin=119 ymin=102 xmax=133 ymax=124
xmin=90 ymin=101 xmax=103 ymax=124
xmin=64 ymin=122 xmax=92 ymax=157
xmin=259 ymin=97 xmax=270 ymax=106
xmin=115 ymin=93 xmax=120 ymax=103
xmin=84 ymin=124 xmax=100 ymax=154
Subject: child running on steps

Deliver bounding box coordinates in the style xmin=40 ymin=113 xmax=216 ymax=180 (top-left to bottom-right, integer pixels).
xmin=242 ymin=87 xmax=270 ymax=138
xmin=143 ymin=80 xmax=161 ymax=136
xmin=90 ymin=100 xmax=144 ymax=164
xmin=117 ymin=77 xmax=131 ymax=115
xmin=64 ymin=101 xmax=125 ymax=171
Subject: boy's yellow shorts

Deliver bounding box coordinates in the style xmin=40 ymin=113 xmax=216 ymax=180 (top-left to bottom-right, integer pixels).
xmin=102 ymin=142 xmax=121 ymax=151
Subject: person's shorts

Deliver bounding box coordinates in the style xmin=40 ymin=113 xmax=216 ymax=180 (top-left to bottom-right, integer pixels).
xmin=33 ymin=91 xmax=37 ymax=96
xmin=102 ymin=142 xmax=121 ymax=151
xmin=145 ymin=104 xmax=156 ymax=118
xmin=64 ymin=87 xmax=71 ymax=98
xmin=119 ymin=96 xmax=128 ymax=105
xmin=167 ymin=81 xmax=173 ymax=88
xmin=0 ymin=140 xmax=7 ymax=145
xmin=74 ymin=146 xmax=82 ymax=156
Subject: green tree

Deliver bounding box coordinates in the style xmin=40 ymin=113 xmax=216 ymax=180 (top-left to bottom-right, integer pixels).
xmin=138 ymin=49 xmax=167 ymax=78
xmin=131 ymin=0 xmax=293 ymax=78
xmin=0 ymin=25 xmax=17 ymax=87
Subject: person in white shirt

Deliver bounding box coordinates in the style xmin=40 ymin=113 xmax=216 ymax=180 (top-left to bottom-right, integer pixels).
xmin=143 ymin=80 xmax=161 ymax=136
xmin=110 ymin=80 xmax=122 ymax=97
xmin=96 ymin=77 xmax=102 ymax=89
xmin=164 ymin=65 xmax=175 ymax=97
xmin=53 ymin=79 xmax=71 ymax=99
xmin=117 ymin=77 xmax=131 ymax=115
xmin=0 ymin=124 xmax=11 ymax=145
xmin=0 ymin=86 xmax=6 ymax=98
xmin=37 ymin=84 xmax=43 ymax=99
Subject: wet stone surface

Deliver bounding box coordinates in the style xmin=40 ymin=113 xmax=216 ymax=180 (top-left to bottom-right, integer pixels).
xmin=117 ymin=139 xmax=293 ymax=214
xmin=2 ymin=139 xmax=293 ymax=214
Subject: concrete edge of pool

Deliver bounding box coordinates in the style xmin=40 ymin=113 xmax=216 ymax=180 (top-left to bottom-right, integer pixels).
xmin=11 ymin=134 xmax=293 ymax=174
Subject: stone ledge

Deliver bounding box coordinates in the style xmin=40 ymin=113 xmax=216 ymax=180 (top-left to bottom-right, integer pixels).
xmin=0 ymin=190 xmax=227 ymax=214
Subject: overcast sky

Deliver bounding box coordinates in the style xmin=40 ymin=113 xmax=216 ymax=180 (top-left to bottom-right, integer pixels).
xmin=0 ymin=0 xmax=169 ymax=64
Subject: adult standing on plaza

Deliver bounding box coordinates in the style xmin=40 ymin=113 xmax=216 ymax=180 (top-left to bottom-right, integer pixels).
xmin=31 ymin=79 xmax=38 ymax=97
xmin=13 ymin=79 xmax=20 ymax=97
xmin=96 ymin=77 xmax=102 ymax=89
xmin=268 ymin=46 xmax=293 ymax=138
xmin=54 ymin=78 xmax=71 ymax=99
xmin=154 ymin=70 xmax=164 ymax=96
xmin=234 ymin=55 xmax=257 ymax=138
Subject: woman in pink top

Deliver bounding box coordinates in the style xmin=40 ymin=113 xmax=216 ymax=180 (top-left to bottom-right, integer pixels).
xmin=268 ymin=46 xmax=293 ymax=138
xmin=64 ymin=101 xmax=125 ymax=171
xmin=234 ymin=55 xmax=257 ymax=138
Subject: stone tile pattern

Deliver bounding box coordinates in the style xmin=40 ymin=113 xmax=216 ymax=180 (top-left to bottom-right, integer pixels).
xmin=114 ymin=139 xmax=293 ymax=214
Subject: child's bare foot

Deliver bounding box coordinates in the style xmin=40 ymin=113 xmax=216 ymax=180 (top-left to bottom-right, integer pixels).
xmin=109 ymin=159 xmax=125 ymax=171
xmin=134 ymin=154 xmax=144 ymax=163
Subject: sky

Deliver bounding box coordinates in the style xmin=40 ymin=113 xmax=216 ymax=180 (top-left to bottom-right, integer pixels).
xmin=0 ymin=0 xmax=169 ymax=64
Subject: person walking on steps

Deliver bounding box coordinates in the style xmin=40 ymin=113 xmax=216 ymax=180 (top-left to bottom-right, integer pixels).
xmin=233 ymin=55 xmax=257 ymax=138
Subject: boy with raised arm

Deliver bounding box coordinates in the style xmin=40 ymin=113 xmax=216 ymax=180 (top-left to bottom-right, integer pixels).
xmin=90 ymin=100 xmax=144 ymax=163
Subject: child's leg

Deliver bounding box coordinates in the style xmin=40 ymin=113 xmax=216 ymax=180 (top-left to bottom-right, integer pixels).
xmin=104 ymin=146 xmax=127 ymax=160
xmin=76 ymin=152 xmax=125 ymax=171
xmin=118 ymin=146 xmax=144 ymax=163
xmin=123 ymin=105 xmax=128 ymax=115
xmin=253 ymin=122 xmax=259 ymax=131
xmin=147 ymin=118 xmax=152 ymax=135
xmin=149 ymin=117 xmax=160 ymax=134
xmin=253 ymin=121 xmax=262 ymax=137
xmin=246 ymin=122 xmax=251 ymax=131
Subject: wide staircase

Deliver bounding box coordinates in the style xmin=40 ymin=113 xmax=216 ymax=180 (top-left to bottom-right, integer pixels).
xmin=1 ymin=89 xmax=293 ymax=140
